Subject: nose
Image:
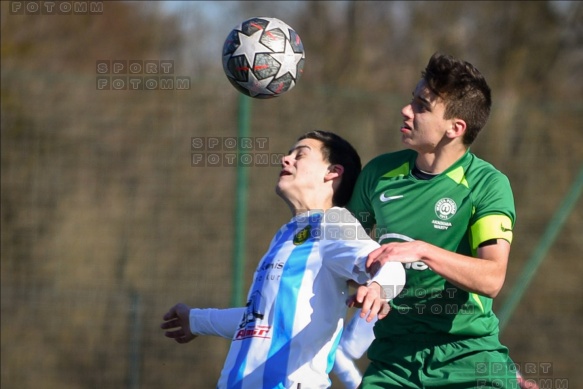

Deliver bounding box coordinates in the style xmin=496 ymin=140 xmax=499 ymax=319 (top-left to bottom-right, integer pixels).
xmin=401 ymin=103 xmax=413 ymax=119
xmin=281 ymin=154 xmax=292 ymax=167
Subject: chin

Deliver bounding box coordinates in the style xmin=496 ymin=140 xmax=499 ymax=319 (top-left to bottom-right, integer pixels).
xmin=275 ymin=184 xmax=287 ymax=198
xmin=401 ymin=139 xmax=415 ymax=149
xmin=401 ymin=137 xmax=419 ymax=149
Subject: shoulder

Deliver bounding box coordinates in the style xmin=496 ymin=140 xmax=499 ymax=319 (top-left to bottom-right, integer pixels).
xmin=320 ymin=207 xmax=370 ymax=238
xmin=466 ymin=153 xmax=512 ymax=189
xmin=464 ymin=154 xmax=516 ymax=221
xmin=318 ymin=207 xmax=378 ymax=256
xmin=322 ymin=207 xmax=358 ymax=224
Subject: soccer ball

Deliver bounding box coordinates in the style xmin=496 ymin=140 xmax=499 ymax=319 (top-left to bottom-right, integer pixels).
xmin=222 ymin=17 xmax=305 ymax=99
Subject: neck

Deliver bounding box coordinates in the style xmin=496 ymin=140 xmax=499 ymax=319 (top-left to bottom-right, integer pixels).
xmin=415 ymin=146 xmax=467 ymax=174
xmin=282 ymin=196 xmax=334 ymax=216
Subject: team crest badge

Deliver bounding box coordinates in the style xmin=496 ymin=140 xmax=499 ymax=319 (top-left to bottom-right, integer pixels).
xmin=435 ymin=198 xmax=457 ymax=220
xmin=293 ymin=225 xmax=312 ymax=245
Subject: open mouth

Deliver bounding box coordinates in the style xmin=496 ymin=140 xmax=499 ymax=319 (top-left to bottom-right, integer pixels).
xmin=279 ymin=170 xmax=292 ymax=177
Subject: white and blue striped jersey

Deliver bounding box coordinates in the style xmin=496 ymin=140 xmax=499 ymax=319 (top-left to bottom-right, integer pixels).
xmin=191 ymin=207 xmax=405 ymax=389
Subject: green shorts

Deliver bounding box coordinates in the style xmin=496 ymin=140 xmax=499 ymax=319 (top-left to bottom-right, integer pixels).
xmin=360 ymin=333 xmax=518 ymax=389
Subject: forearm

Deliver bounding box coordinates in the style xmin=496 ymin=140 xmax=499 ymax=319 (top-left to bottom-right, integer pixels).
xmin=189 ymin=307 xmax=245 ymax=338
xmin=419 ymin=240 xmax=509 ymax=298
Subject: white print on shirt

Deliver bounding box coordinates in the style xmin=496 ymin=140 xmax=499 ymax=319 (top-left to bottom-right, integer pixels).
xmin=404 ymin=261 xmax=430 ymax=271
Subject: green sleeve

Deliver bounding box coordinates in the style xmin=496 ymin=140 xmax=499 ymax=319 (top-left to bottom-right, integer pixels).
xmin=470 ymin=170 xmax=516 ymax=248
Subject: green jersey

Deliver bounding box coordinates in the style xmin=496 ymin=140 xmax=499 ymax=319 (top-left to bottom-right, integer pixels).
xmin=348 ymin=149 xmax=515 ymax=338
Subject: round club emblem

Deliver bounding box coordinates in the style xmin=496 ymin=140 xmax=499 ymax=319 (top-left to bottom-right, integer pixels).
xmin=435 ymin=198 xmax=457 ymax=220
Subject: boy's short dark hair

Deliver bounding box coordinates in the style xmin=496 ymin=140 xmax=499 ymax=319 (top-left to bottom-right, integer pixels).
xmin=423 ymin=52 xmax=492 ymax=145
xmin=297 ymin=130 xmax=362 ymax=207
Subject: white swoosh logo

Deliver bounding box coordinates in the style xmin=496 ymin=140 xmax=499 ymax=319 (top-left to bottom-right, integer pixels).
xmin=379 ymin=194 xmax=404 ymax=202
xmin=377 ymin=233 xmax=413 ymax=242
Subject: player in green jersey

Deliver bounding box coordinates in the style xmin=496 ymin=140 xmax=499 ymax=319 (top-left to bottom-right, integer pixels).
xmin=348 ymin=53 xmax=521 ymax=388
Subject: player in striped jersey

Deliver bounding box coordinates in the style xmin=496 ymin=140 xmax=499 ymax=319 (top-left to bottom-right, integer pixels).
xmin=161 ymin=130 xmax=406 ymax=388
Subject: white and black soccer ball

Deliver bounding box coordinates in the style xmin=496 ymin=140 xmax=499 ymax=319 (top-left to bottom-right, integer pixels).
xmin=222 ymin=17 xmax=305 ymax=99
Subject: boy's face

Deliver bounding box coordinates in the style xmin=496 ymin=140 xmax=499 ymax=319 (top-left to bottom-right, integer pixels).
xmin=399 ymin=79 xmax=454 ymax=152
xmin=276 ymin=138 xmax=331 ymax=202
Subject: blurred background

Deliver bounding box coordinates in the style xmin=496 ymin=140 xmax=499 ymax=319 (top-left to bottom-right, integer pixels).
xmin=1 ymin=1 xmax=582 ymax=388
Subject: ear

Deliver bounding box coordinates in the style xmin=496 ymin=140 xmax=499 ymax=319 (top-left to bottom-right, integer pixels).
xmin=324 ymin=164 xmax=344 ymax=182
xmin=447 ymin=118 xmax=466 ymax=139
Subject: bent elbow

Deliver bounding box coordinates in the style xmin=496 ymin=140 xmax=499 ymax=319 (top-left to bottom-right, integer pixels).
xmin=483 ymin=278 xmax=505 ymax=299
xmin=485 ymin=288 xmax=500 ymax=299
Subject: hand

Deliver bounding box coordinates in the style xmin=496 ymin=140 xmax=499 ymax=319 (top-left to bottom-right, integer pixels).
xmin=366 ymin=241 xmax=424 ymax=274
xmin=161 ymin=303 xmax=197 ymax=344
xmin=346 ymin=282 xmax=391 ymax=321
